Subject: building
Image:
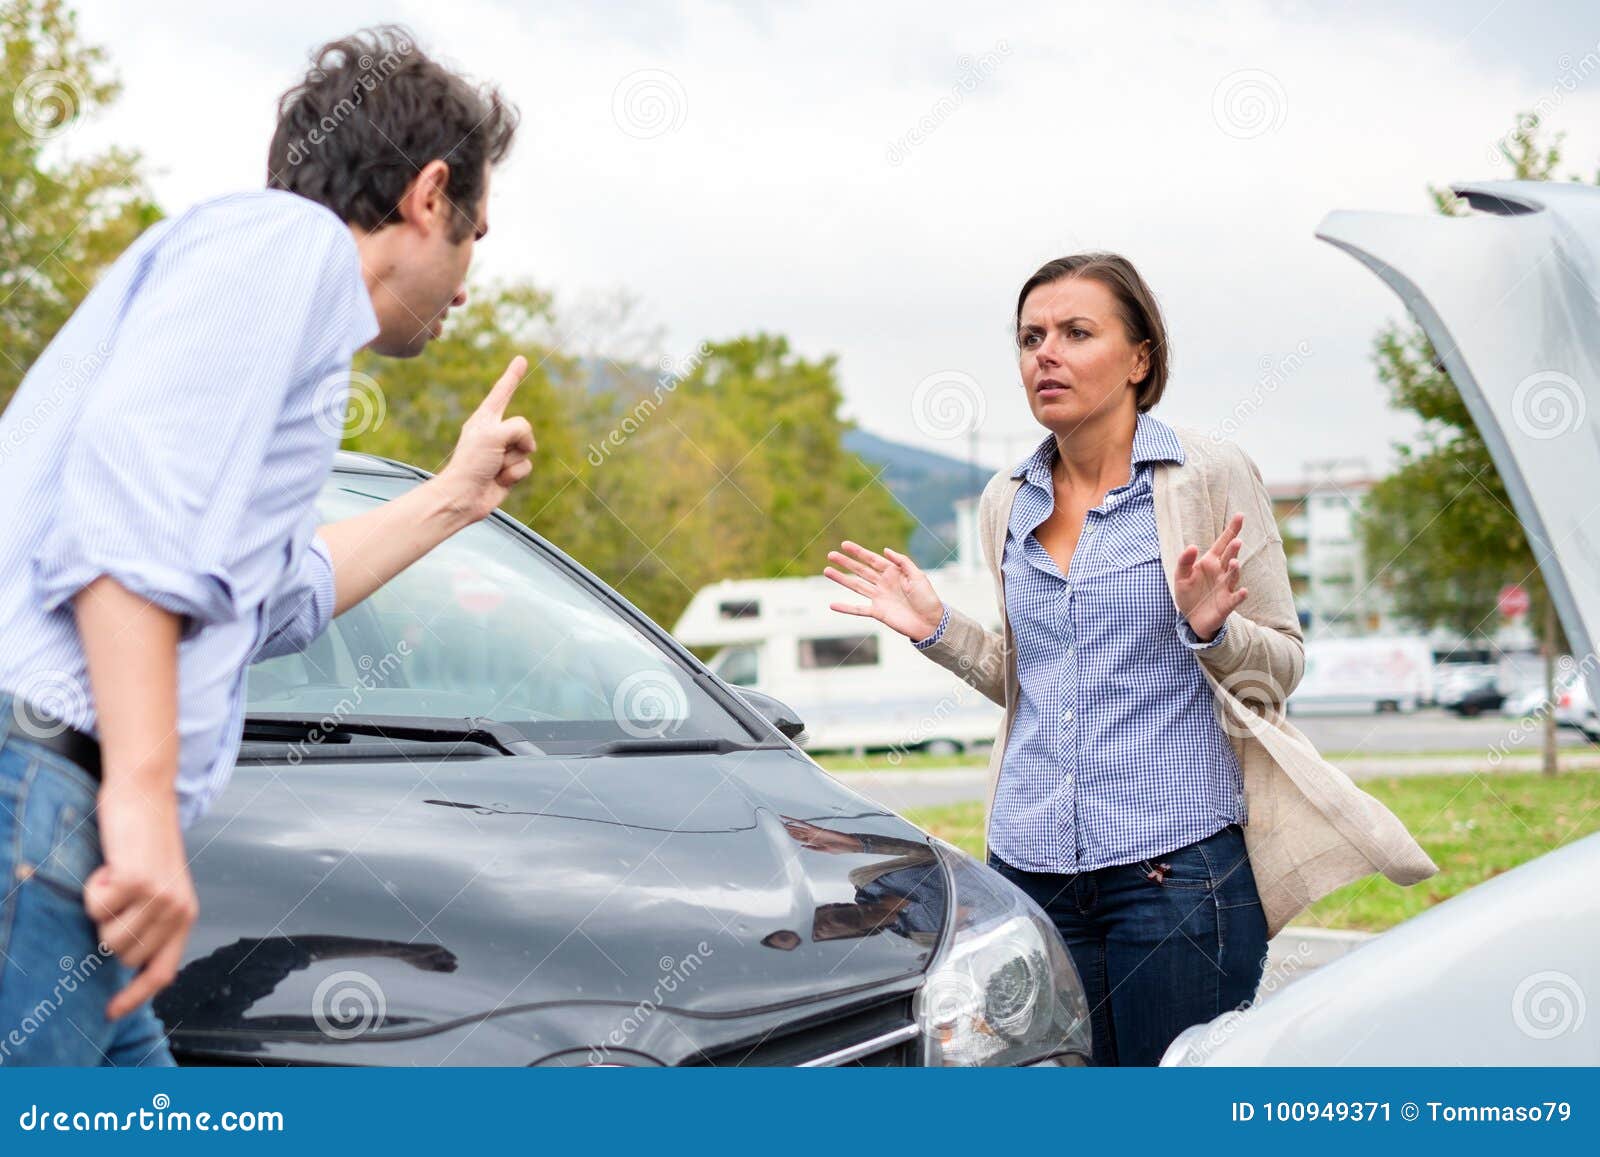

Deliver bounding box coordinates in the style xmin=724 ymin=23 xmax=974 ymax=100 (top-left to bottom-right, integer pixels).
xmin=1268 ymin=465 xmax=1390 ymax=638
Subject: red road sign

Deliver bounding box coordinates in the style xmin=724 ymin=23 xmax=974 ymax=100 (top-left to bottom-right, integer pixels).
xmin=1498 ymin=583 xmax=1530 ymax=618
xmin=452 ymin=568 xmax=505 ymax=616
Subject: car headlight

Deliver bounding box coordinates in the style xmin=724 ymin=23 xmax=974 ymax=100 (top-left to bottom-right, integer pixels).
xmin=916 ymin=841 xmax=1092 ymax=1066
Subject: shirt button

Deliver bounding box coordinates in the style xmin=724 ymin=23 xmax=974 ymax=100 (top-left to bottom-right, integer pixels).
xmin=1064 ymin=708 xmax=1074 ymax=721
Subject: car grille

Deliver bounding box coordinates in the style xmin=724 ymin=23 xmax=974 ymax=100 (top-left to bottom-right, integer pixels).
xmin=690 ymin=993 xmax=919 ymax=1067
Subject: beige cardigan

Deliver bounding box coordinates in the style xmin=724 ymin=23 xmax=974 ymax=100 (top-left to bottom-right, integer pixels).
xmin=918 ymin=424 xmax=1438 ymax=937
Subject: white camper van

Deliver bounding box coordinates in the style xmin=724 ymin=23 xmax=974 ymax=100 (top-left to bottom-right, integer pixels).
xmin=673 ymin=567 xmax=1004 ymax=754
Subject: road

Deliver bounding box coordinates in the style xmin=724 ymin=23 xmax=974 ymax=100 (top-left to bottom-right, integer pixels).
xmin=1286 ymin=706 xmax=1591 ymax=755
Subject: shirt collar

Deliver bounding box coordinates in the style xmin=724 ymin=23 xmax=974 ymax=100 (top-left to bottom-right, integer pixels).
xmin=1011 ymin=411 xmax=1186 ymax=483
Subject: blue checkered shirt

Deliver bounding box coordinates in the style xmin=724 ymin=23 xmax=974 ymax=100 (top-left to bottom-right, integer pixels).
xmin=917 ymin=413 xmax=1246 ymax=873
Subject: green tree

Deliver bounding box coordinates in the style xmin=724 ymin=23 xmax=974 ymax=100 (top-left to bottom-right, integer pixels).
xmin=1359 ymin=111 xmax=1581 ymax=772
xmin=350 ymin=284 xmax=584 ymax=493
xmin=556 ymin=332 xmax=914 ymax=625
xmin=0 ymin=0 xmax=158 ymax=408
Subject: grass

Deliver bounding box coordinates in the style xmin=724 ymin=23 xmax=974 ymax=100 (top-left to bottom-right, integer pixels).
xmin=901 ymin=769 xmax=1600 ymax=932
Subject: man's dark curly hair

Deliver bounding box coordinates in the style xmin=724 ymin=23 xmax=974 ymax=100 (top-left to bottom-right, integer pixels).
xmin=268 ymin=26 xmax=517 ymax=242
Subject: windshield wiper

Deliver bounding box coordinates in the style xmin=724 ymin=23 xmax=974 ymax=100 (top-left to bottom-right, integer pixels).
xmin=242 ymin=713 xmax=539 ymax=757
xmin=583 ymin=736 xmax=764 ymax=756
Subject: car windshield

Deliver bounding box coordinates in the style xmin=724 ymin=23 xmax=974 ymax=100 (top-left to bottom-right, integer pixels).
xmin=246 ymin=472 xmax=758 ymax=753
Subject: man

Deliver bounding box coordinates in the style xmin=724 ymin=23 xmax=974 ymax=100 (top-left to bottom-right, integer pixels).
xmin=0 ymin=27 xmax=528 ymax=1065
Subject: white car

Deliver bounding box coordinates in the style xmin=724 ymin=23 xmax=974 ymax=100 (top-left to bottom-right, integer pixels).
xmin=1501 ymin=681 xmax=1550 ymax=719
xmin=1164 ymin=179 xmax=1600 ymax=1066
xmin=1556 ymin=671 xmax=1594 ymax=733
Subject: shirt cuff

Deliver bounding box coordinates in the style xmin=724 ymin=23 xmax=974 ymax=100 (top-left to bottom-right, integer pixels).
xmin=1176 ymin=613 xmax=1229 ymax=651
xmin=912 ymin=605 xmax=950 ymax=650
xmin=32 ymin=554 xmax=238 ymax=640
xmin=251 ymin=536 xmax=338 ymax=661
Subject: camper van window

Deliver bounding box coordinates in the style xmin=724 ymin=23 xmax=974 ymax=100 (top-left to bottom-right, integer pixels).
xmin=718 ymin=647 xmax=760 ymax=687
xmin=719 ymin=599 xmax=760 ymax=620
xmin=798 ymin=635 xmax=880 ymax=670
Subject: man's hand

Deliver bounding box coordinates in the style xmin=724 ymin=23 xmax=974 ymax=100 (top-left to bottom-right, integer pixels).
xmin=85 ymin=789 xmax=198 ymax=1020
xmin=314 ymin=355 xmax=538 ymax=619
xmin=438 ymin=355 xmax=536 ymax=522
xmin=1173 ymin=512 xmax=1248 ymax=642
xmin=71 ymin=576 xmax=190 ymax=1020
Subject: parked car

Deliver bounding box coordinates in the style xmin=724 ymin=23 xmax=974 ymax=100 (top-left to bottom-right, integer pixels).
xmin=1165 ymin=178 xmax=1600 ymax=1065
xmin=154 ymin=453 xmax=1091 ymax=1067
xmin=1579 ymin=706 xmax=1600 ymax=745
xmin=1502 ymin=663 xmax=1591 ymax=731
xmin=1432 ymin=658 xmax=1500 ymax=711
xmin=1554 ymin=670 xmax=1594 ymax=734
xmin=1445 ymin=678 xmax=1507 ymax=717
xmin=1502 ymin=679 xmax=1554 ymax=719
xmin=1568 ymin=679 xmax=1600 ymax=744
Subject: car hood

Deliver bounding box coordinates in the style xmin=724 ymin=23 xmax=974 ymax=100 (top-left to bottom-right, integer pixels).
xmin=159 ymin=747 xmax=947 ymax=1061
xmin=1317 ymin=180 xmax=1600 ymax=703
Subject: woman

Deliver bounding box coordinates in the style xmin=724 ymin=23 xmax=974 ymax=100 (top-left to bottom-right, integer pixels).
xmin=823 ymin=253 xmax=1436 ymax=1067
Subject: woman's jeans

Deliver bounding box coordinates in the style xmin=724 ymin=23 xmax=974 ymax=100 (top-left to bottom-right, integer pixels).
xmin=0 ymin=709 xmax=174 ymax=1066
xmin=988 ymin=822 xmax=1268 ymax=1067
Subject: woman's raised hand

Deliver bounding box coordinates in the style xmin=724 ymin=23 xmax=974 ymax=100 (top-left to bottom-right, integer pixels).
xmin=1173 ymin=512 xmax=1249 ymax=642
xmin=824 ymin=542 xmax=945 ymax=642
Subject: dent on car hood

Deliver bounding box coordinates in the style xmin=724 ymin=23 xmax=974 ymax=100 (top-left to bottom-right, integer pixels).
xmin=1317 ymin=179 xmax=1600 ymax=704
xmin=157 ymin=747 xmax=947 ymax=1060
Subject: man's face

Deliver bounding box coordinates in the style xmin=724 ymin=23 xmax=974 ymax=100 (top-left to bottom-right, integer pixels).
xmin=367 ymin=163 xmax=490 ymax=358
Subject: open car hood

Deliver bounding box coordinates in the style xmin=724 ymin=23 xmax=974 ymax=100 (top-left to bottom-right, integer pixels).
xmin=1317 ymin=180 xmax=1600 ymax=702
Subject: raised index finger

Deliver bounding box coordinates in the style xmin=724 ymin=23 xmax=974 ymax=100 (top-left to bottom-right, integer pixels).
xmin=479 ymin=355 xmax=529 ymax=418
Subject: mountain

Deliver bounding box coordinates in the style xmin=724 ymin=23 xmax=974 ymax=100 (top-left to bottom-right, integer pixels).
xmin=842 ymin=429 xmax=988 ymax=565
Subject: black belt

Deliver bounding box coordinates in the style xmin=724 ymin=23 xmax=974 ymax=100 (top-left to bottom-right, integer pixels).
xmin=13 ymin=704 xmax=102 ymax=783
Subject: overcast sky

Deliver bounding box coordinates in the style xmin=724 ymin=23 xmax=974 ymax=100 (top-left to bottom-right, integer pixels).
xmin=60 ymin=0 xmax=1600 ymax=482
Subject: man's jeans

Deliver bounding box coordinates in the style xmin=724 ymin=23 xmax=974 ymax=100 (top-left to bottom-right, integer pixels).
xmin=988 ymin=822 xmax=1268 ymax=1067
xmin=0 ymin=708 xmax=174 ymax=1066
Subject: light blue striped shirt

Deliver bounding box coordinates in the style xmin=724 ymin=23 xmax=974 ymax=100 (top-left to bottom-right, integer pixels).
xmin=0 ymin=190 xmax=377 ymax=826
xmin=917 ymin=413 xmax=1247 ymax=873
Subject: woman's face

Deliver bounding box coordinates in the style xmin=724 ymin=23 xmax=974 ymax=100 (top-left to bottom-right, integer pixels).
xmin=1017 ymin=276 xmax=1150 ymax=433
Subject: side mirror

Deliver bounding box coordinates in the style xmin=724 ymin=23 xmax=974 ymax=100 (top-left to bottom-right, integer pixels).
xmin=735 ymin=689 xmax=807 ymax=742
